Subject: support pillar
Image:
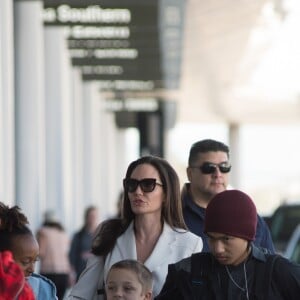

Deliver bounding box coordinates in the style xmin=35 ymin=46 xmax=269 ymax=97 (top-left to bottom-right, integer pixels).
xmin=14 ymin=0 xmax=46 ymax=228
xmin=229 ymin=123 xmax=242 ymax=189
xmin=0 ymin=0 xmax=15 ymax=205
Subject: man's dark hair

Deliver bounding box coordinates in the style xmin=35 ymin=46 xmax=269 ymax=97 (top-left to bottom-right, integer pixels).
xmin=188 ymin=139 xmax=230 ymax=166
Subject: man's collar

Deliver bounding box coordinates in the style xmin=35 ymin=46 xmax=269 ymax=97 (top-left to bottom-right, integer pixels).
xmin=251 ymin=243 xmax=270 ymax=262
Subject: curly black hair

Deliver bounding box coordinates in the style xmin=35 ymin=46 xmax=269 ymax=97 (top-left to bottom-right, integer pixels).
xmin=0 ymin=202 xmax=32 ymax=251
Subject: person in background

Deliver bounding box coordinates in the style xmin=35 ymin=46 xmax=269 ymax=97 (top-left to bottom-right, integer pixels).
xmin=156 ymin=190 xmax=300 ymax=300
xmin=0 ymin=202 xmax=57 ymax=299
xmin=68 ymin=155 xmax=203 ymax=299
xmin=0 ymin=250 xmax=35 ymax=300
xmin=105 ymin=259 xmax=153 ymax=300
xmin=182 ymin=139 xmax=275 ymax=253
xmin=37 ymin=210 xmax=72 ymax=299
xmin=69 ymin=206 xmax=99 ymax=281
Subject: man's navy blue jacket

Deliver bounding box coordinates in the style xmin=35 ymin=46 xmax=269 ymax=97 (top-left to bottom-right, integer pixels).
xmin=182 ymin=183 xmax=275 ymax=253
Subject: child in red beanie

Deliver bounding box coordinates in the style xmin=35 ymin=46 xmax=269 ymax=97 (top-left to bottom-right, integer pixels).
xmin=156 ymin=189 xmax=300 ymax=300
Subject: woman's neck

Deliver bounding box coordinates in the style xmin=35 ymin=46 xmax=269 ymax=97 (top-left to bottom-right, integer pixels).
xmin=134 ymin=216 xmax=163 ymax=241
xmin=134 ymin=216 xmax=163 ymax=263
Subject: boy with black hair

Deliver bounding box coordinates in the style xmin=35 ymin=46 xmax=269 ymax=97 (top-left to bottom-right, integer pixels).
xmin=156 ymin=190 xmax=300 ymax=299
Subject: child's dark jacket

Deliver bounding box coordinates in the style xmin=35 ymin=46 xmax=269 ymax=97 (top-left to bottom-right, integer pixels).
xmin=155 ymin=244 xmax=300 ymax=300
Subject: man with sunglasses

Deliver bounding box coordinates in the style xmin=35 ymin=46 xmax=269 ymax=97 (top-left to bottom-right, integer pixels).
xmin=182 ymin=139 xmax=275 ymax=253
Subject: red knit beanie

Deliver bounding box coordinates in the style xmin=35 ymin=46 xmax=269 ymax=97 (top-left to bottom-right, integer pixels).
xmin=204 ymin=190 xmax=257 ymax=241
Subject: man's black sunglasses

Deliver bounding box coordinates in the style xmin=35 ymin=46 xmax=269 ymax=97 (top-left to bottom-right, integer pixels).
xmin=190 ymin=162 xmax=231 ymax=174
xmin=123 ymin=178 xmax=163 ymax=193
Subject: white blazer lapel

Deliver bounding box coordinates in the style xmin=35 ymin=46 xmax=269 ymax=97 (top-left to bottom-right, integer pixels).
xmin=105 ymin=222 xmax=137 ymax=267
xmin=104 ymin=222 xmax=137 ymax=280
xmin=115 ymin=222 xmax=137 ymax=258
xmin=144 ymin=223 xmax=176 ymax=270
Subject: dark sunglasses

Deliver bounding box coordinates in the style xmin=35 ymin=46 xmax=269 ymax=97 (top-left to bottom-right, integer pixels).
xmin=123 ymin=178 xmax=163 ymax=193
xmin=191 ymin=162 xmax=231 ymax=174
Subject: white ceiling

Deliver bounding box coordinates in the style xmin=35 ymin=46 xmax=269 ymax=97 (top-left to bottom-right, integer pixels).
xmin=174 ymin=0 xmax=300 ymax=124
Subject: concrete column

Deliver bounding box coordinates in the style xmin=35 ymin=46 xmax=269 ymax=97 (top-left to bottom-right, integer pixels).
xmin=98 ymin=94 xmax=123 ymax=217
xmin=0 ymin=0 xmax=15 ymax=206
xmin=14 ymin=0 xmax=46 ymax=228
xmin=82 ymin=82 xmax=102 ymax=212
xmin=81 ymin=85 xmax=129 ymax=219
xmin=44 ymin=26 xmax=74 ymax=228
xmin=138 ymin=112 xmax=164 ymax=157
xmin=229 ymin=123 xmax=242 ymax=189
xmin=69 ymin=67 xmax=85 ymax=231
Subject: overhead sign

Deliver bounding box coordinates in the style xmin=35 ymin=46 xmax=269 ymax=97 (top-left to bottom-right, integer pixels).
xmin=106 ymin=98 xmax=160 ymax=112
xmin=109 ymin=98 xmax=177 ymax=130
xmin=97 ymin=80 xmax=156 ymax=91
xmin=43 ymin=0 xmax=186 ymax=89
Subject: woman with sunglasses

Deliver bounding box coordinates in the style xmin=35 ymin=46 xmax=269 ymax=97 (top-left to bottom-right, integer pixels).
xmin=68 ymin=155 xmax=203 ymax=299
